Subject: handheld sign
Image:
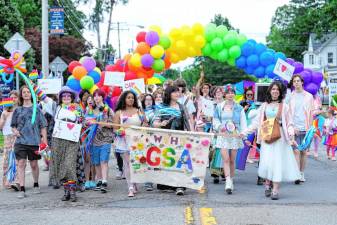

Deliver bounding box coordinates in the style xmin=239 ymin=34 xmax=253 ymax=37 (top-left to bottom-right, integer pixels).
xmin=104 ymin=72 xmax=125 ymax=88
xmin=273 ymin=58 xmax=295 ymax=81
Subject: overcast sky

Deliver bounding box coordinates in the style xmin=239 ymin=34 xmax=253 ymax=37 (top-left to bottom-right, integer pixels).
xmin=78 ymin=0 xmax=290 ymax=68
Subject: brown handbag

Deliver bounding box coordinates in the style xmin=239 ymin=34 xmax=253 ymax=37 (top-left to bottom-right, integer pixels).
xmin=260 ymin=103 xmax=283 ymax=144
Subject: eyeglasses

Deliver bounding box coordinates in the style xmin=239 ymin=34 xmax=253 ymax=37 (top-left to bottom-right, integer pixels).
xmin=62 ymin=94 xmax=72 ymax=98
xmin=246 ymin=94 xmax=253 ymax=96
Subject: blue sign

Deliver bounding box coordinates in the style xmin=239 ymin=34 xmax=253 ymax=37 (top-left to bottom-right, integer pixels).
xmin=0 ymin=79 xmax=14 ymax=98
xmin=49 ymin=7 xmax=64 ymax=35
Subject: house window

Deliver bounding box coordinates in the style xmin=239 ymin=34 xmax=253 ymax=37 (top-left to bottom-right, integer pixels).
xmin=328 ymin=52 xmax=334 ymax=64
xmin=309 ymin=55 xmax=314 ymax=65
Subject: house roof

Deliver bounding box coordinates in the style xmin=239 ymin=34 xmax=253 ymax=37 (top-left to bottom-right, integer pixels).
xmin=310 ymin=33 xmax=336 ymax=52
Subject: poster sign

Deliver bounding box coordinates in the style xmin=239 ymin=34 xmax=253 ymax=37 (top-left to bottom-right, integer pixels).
xmin=201 ymin=98 xmax=214 ymax=117
xmin=0 ymin=80 xmax=14 ymax=98
xmin=124 ymin=78 xmax=146 ymax=93
xmin=126 ymin=126 xmax=212 ymax=190
xmin=52 ymin=119 xmax=82 ymax=142
xmin=49 ymin=7 xmax=64 ymax=35
xmin=328 ymin=74 xmax=337 ymax=106
xmin=104 ymin=72 xmax=125 ymax=88
xmin=273 ymin=58 xmax=295 ymax=81
xmin=38 ymin=79 xmax=62 ymax=94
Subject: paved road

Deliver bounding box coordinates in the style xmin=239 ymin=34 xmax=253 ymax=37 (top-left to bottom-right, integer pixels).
xmin=1 ymin=148 xmax=337 ymax=225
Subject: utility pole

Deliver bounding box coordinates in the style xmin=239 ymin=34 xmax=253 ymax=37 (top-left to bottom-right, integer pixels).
xmin=117 ymin=22 xmax=121 ymax=59
xmin=42 ymin=0 xmax=49 ymax=78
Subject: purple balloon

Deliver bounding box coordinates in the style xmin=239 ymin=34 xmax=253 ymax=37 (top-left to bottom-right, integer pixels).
xmin=141 ymin=54 xmax=154 ymax=68
xmin=293 ymin=61 xmax=304 ymax=74
xmin=311 ymin=71 xmax=323 ymax=85
xmin=305 ymin=82 xmax=319 ymax=95
xmin=286 ymin=58 xmax=295 ymax=65
xmin=145 ymin=31 xmax=159 ymax=46
xmin=82 ymin=57 xmax=96 ymax=71
xmin=299 ymin=70 xmax=312 ymax=85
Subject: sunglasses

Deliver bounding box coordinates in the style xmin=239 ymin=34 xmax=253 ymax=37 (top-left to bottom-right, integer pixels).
xmin=246 ymin=94 xmax=253 ymax=96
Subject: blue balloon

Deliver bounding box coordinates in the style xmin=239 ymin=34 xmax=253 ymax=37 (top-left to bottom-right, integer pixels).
xmin=247 ymin=39 xmax=257 ymax=45
xmin=235 ymin=56 xmax=246 ymax=69
xmin=274 ymin=52 xmax=286 ymax=61
xmin=66 ymin=78 xmax=81 ymax=92
xmin=246 ymin=55 xmax=259 ymax=68
xmin=244 ymin=67 xmax=255 ymax=74
xmin=265 ymin=64 xmax=276 ymax=78
xmin=88 ymin=70 xmax=101 ymax=84
xmin=241 ymin=42 xmax=255 ymax=57
xmin=254 ymin=66 xmax=265 ymax=78
xmin=260 ymin=51 xmax=275 ymax=66
xmin=254 ymin=43 xmax=267 ymax=55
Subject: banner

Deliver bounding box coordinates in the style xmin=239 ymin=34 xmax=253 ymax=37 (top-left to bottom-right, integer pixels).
xmin=124 ymin=78 xmax=146 ymax=93
xmin=37 ymin=79 xmax=62 ymax=94
xmin=52 ymin=119 xmax=82 ymax=142
xmin=127 ymin=126 xmax=212 ymax=190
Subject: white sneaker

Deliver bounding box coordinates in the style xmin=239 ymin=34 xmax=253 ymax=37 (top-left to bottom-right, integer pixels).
xmin=17 ymin=191 xmax=26 ymax=199
xmin=231 ymin=179 xmax=234 ymax=191
xmin=116 ymin=171 xmax=123 ymax=180
xmin=300 ymin=173 xmax=306 ymax=182
xmin=225 ymin=178 xmax=232 ymax=194
xmin=32 ymin=187 xmax=41 ymax=194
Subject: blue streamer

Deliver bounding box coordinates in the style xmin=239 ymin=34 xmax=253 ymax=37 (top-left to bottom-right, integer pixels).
xmin=6 ymin=150 xmax=17 ymax=183
xmin=298 ymin=126 xmax=316 ymax=151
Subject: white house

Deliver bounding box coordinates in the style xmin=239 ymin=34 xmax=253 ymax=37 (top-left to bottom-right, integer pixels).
xmin=303 ymin=33 xmax=337 ymax=76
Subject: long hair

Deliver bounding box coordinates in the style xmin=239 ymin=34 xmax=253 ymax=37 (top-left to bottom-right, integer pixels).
xmin=265 ymin=81 xmax=285 ymax=103
xmin=243 ymin=86 xmax=254 ymax=101
xmin=199 ymin=83 xmax=212 ymax=96
xmin=5 ymin=90 xmax=19 ymax=112
xmin=114 ymin=91 xmax=139 ymax=112
xmin=141 ymin=94 xmax=155 ymax=109
xmin=163 ymin=85 xmax=179 ymax=106
xmin=18 ymin=85 xmax=32 ymax=106
xmin=289 ymin=74 xmax=304 ymax=88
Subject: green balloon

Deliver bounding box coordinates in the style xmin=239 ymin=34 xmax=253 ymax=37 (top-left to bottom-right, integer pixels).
xmin=216 ymin=25 xmax=228 ymax=38
xmin=227 ymin=30 xmax=238 ymax=36
xmin=205 ymin=28 xmax=216 ymax=42
xmin=80 ymin=76 xmax=94 ymax=90
xmin=223 ymin=34 xmax=237 ymax=48
xmin=211 ymin=37 xmax=224 ymax=52
xmin=217 ymin=49 xmax=228 ymax=62
xmin=227 ymin=58 xmax=236 ymax=66
xmin=159 ymin=35 xmax=171 ymax=49
xmin=229 ymin=45 xmax=241 ymax=59
xmin=201 ymin=43 xmax=212 ymax=56
xmin=237 ymin=34 xmax=248 ymax=46
xmin=206 ymin=23 xmax=217 ymax=30
xmin=68 ymin=75 xmax=75 ymax=80
xmin=210 ymin=51 xmax=218 ymax=60
xmin=152 ymin=59 xmax=165 ymax=72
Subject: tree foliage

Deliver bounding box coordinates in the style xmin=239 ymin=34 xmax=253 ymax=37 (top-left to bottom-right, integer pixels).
xmin=266 ymin=0 xmax=335 ymax=61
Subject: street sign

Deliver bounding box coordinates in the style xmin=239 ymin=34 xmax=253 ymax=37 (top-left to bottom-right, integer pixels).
xmin=4 ymin=32 xmax=31 ymax=55
xmin=50 ymin=56 xmax=67 ymax=79
xmin=49 ymin=7 xmax=64 ymax=35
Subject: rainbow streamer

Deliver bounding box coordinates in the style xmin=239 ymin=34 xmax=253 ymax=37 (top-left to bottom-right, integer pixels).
xmin=130 ymin=84 xmax=142 ymax=96
xmin=31 ymin=80 xmax=47 ymax=101
xmin=0 ymin=98 xmax=14 ymax=107
xmin=298 ymin=126 xmax=317 ymax=151
xmin=5 ymin=150 xmax=17 ymax=183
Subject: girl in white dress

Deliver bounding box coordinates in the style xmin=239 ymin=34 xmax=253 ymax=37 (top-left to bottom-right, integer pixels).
xmin=241 ymin=81 xmax=300 ymax=200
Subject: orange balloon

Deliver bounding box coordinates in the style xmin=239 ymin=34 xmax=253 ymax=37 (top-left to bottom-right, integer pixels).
xmin=72 ymin=66 xmax=87 ymax=80
xmin=128 ymin=60 xmax=139 ymax=72
xmin=123 ymin=54 xmax=132 ymax=61
xmin=136 ymin=72 xmax=146 ymax=79
xmin=135 ymin=42 xmax=150 ymax=55
xmin=164 ymin=57 xmax=172 ymax=69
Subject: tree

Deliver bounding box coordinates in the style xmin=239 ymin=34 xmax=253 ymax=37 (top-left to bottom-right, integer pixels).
xmin=0 ymin=0 xmax=24 ymax=57
xmin=163 ymin=69 xmax=180 ymax=81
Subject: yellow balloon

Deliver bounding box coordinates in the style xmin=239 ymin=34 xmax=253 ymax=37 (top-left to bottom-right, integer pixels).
xmin=187 ymin=47 xmax=197 ymax=57
xmin=130 ymin=53 xmax=142 ymax=67
xmin=170 ymin=53 xmax=180 ymax=63
xmin=149 ymin=25 xmax=162 ymax=36
xmin=182 ymin=27 xmax=194 ymax=41
xmin=169 ymin=28 xmax=182 ymax=40
xmin=89 ymin=85 xmax=98 ymax=94
xmin=194 ymin=35 xmax=206 ymax=48
xmin=150 ymin=45 xmax=165 ymax=59
xmin=192 ymin=23 xmax=204 ymax=35
xmin=93 ymin=67 xmax=101 ymax=74
xmin=176 ymin=40 xmax=187 ymax=52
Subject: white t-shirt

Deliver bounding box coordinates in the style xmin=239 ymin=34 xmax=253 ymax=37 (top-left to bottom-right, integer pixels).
xmin=2 ymin=112 xmax=13 ymax=135
xmin=178 ymin=95 xmax=196 ymax=116
xmin=293 ymin=91 xmax=306 ymax=131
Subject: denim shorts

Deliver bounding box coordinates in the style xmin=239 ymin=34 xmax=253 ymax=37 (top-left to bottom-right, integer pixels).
xmin=90 ymin=144 xmax=111 ymax=165
xmin=292 ymin=131 xmax=306 ymax=151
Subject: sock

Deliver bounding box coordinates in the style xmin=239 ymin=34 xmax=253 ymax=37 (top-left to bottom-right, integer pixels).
xmin=20 ymin=186 xmax=25 ymax=192
xmin=33 ymin=182 xmax=39 ymax=188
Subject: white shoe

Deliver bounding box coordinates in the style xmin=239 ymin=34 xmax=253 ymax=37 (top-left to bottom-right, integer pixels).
xmin=300 ymin=173 xmax=306 ymax=182
xmin=116 ymin=171 xmax=123 ymax=180
xmin=225 ymin=178 xmax=232 ymax=194
xmin=17 ymin=191 xmax=26 ymax=199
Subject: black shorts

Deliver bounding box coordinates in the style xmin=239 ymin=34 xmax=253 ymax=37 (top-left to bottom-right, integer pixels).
xmin=14 ymin=144 xmax=41 ymax=161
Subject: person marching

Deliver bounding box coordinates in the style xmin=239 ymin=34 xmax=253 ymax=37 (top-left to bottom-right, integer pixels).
xmin=288 ymin=74 xmax=315 ymax=184
xmin=241 ymin=81 xmax=300 ymax=200
xmin=323 ymin=109 xmax=337 ymax=161
xmin=213 ymin=84 xmax=247 ymax=194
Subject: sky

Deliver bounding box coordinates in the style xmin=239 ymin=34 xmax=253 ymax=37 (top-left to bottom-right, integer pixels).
xmin=78 ymin=0 xmax=290 ymax=68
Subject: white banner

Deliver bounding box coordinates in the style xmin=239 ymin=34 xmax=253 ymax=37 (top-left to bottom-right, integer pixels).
xmin=126 ymin=126 xmax=212 ymax=190
xmin=37 ymin=79 xmax=62 ymax=94
xmin=104 ymin=72 xmax=125 ymax=88
xmin=124 ymin=78 xmax=146 ymax=93
xmin=273 ymin=58 xmax=295 ymax=81
xmin=52 ymin=119 xmax=82 ymax=142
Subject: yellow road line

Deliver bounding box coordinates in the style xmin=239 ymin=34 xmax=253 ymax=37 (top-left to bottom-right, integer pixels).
xmin=184 ymin=206 xmax=194 ymax=225
xmin=199 ymin=208 xmax=217 ymax=225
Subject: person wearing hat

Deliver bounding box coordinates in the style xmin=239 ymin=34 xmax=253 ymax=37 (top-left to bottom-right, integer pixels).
xmin=50 ymin=86 xmax=83 ymax=202
xmin=213 ymin=84 xmax=247 ymax=194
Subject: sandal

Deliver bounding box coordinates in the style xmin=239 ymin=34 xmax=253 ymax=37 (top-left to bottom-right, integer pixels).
xmin=128 ymin=187 xmax=135 ymax=197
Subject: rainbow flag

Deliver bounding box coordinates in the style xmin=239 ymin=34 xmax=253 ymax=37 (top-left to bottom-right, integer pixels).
xmin=29 ymin=69 xmax=39 ymax=80
xmin=130 ymin=84 xmax=142 ymax=96
xmin=0 ymin=98 xmax=14 ymax=107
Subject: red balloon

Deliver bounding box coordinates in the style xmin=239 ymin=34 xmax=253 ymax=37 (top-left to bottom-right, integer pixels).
xmin=136 ymin=31 xmax=146 ymax=43
xmin=105 ymin=65 xmax=117 ymax=71
xmin=68 ymin=61 xmax=81 ymax=73
xmin=125 ymin=71 xmax=137 ymax=81
xmin=112 ymin=86 xmax=122 ymax=97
